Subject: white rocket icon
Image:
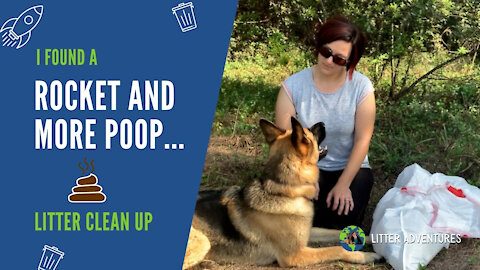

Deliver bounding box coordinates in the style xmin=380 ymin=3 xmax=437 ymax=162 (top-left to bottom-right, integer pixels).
xmin=1 ymin=5 xmax=44 ymax=49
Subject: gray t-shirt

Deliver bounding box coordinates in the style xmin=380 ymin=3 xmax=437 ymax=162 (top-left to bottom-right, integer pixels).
xmin=282 ymin=67 xmax=374 ymax=171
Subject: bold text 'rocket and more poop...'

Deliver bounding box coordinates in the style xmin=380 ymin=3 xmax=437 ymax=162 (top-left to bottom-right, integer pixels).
xmin=68 ymin=158 xmax=106 ymax=203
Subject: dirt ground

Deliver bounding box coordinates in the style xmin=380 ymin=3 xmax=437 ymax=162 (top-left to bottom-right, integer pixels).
xmin=196 ymin=134 xmax=480 ymax=270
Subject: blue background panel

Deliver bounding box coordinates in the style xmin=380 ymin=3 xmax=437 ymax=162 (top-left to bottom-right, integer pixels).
xmin=0 ymin=0 xmax=238 ymax=269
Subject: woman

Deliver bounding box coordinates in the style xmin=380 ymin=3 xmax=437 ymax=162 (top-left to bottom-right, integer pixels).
xmin=275 ymin=15 xmax=375 ymax=229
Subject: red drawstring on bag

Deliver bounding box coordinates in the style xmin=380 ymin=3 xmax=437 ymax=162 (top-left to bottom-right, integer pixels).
xmin=447 ymin=186 xmax=466 ymax=198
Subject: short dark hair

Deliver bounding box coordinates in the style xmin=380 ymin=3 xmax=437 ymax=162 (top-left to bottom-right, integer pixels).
xmin=313 ymin=15 xmax=367 ymax=80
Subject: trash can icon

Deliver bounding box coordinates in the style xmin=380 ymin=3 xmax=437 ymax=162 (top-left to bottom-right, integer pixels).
xmin=172 ymin=2 xmax=197 ymax=32
xmin=38 ymin=245 xmax=65 ymax=270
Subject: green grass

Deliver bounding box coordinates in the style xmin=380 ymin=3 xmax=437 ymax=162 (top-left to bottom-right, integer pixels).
xmin=371 ymin=99 xmax=480 ymax=182
xmin=214 ymin=77 xmax=277 ymax=136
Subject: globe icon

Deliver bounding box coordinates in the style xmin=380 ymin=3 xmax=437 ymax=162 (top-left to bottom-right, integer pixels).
xmin=339 ymin=225 xmax=366 ymax=251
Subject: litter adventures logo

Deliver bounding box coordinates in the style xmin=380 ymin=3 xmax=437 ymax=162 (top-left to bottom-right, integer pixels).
xmin=339 ymin=225 xmax=366 ymax=251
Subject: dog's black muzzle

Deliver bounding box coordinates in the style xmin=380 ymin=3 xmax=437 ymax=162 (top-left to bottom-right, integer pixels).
xmin=309 ymin=122 xmax=328 ymax=160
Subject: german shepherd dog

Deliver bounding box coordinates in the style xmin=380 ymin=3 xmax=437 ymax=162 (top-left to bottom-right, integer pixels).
xmin=183 ymin=117 xmax=381 ymax=268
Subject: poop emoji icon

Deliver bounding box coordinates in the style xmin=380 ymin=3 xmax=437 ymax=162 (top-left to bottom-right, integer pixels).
xmin=68 ymin=158 xmax=106 ymax=203
xmin=68 ymin=174 xmax=106 ymax=203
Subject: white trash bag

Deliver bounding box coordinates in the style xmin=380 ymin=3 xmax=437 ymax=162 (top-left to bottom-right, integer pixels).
xmin=371 ymin=163 xmax=480 ymax=270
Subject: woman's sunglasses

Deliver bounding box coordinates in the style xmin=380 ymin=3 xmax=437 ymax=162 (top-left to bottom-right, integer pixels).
xmin=318 ymin=46 xmax=349 ymax=66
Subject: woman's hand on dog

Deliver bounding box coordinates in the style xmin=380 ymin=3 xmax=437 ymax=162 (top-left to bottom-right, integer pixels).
xmin=326 ymin=183 xmax=354 ymax=215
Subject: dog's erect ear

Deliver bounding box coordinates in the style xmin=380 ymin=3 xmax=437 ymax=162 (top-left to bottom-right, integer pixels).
xmin=291 ymin=117 xmax=309 ymax=156
xmin=259 ymin=119 xmax=286 ymax=144
xmin=309 ymin=122 xmax=326 ymax=145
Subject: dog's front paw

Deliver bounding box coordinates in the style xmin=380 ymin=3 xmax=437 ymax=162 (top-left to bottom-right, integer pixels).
xmin=302 ymin=184 xmax=317 ymax=200
xmin=221 ymin=185 xmax=242 ymax=205
xmin=362 ymin=252 xmax=383 ymax=264
xmin=343 ymin=250 xmax=383 ymax=264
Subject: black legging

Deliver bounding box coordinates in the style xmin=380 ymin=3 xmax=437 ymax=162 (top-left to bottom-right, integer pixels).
xmin=312 ymin=168 xmax=374 ymax=230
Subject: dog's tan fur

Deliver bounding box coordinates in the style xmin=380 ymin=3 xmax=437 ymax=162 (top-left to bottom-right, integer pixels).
xmin=183 ymin=118 xmax=381 ymax=268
